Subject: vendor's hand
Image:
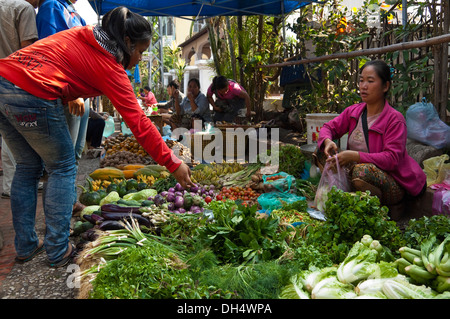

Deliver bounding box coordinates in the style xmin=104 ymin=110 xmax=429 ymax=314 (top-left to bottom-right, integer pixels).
xmin=68 ymin=98 xmax=85 ymax=116
xmin=187 ymin=91 xmax=195 ymax=102
xmin=172 ymin=162 xmax=193 ymax=189
xmin=326 ymin=150 xmax=359 ymax=167
xmin=323 ymin=138 xmax=338 ymax=158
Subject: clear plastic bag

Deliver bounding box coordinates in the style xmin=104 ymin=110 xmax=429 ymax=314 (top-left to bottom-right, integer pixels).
xmin=406 ymin=99 xmax=450 ymax=149
xmin=314 ymin=155 xmax=350 ymax=212
xmin=102 ymin=116 xmax=115 ymax=138
xmin=262 ymin=172 xmax=295 ymax=193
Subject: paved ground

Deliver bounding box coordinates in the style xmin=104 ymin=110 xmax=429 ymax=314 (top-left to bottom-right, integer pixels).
xmin=0 ymin=155 xmax=100 ymax=299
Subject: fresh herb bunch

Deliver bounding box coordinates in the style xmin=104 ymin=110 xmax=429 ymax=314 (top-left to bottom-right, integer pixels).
xmin=90 ymin=245 xmax=236 ymax=299
xmin=262 ymin=144 xmax=307 ymax=178
xmin=402 ymin=215 xmax=450 ymax=250
xmin=196 ymin=261 xmax=296 ymax=299
xmin=306 ymin=188 xmax=406 ymax=263
xmin=197 ymin=200 xmax=291 ymax=265
xmin=151 ymin=174 xmax=177 ymax=193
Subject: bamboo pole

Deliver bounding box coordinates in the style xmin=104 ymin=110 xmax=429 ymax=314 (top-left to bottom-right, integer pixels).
xmin=260 ymin=33 xmax=450 ymax=68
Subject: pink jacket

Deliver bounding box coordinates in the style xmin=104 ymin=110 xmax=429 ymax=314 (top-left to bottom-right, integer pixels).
xmin=318 ymin=101 xmax=426 ymax=196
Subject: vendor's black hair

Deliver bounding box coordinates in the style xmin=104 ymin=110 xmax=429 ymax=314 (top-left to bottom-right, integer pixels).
xmin=211 ymin=75 xmax=229 ymax=91
xmin=188 ymin=78 xmax=200 ymax=88
xmin=144 ymin=85 xmax=151 ymax=91
xmin=101 ymin=6 xmax=152 ymax=68
xmin=168 ymin=79 xmax=180 ymax=89
xmin=360 ymin=60 xmax=391 ymax=96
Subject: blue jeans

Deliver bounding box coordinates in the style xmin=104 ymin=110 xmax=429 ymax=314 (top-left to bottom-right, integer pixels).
xmin=0 ymin=77 xmax=77 ymax=263
xmin=64 ymin=99 xmax=90 ymax=163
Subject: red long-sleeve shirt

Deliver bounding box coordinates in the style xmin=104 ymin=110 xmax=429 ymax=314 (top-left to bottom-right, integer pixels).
xmin=0 ymin=25 xmax=182 ymax=172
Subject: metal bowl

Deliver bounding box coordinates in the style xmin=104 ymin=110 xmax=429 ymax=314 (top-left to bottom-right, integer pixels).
xmin=300 ymin=143 xmax=318 ymax=159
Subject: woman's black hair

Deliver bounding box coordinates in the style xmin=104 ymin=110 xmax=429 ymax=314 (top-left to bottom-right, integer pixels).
xmin=211 ymin=75 xmax=229 ymax=91
xmin=188 ymin=78 xmax=200 ymax=88
xmin=360 ymin=60 xmax=391 ymax=96
xmin=168 ymin=79 xmax=180 ymax=89
xmin=144 ymin=85 xmax=151 ymax=91
xmin=101 ymin=6 xmax=152 ymax=68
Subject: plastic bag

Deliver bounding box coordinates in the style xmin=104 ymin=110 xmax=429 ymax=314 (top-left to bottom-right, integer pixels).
xmin=432 ymin=188 xmax=450 ymax=216
xmin=162 ymin=125 xmax=172 ymax=137
xmin=257 ymin=192 xmax=306 ymax=211
xmin=121 ymin=122 xmax=133 ymax=135
xmin=102 ymin=116 xmax=115 ymax=138
xmin=406 ymin=99 xmax=450 ymax=149
xmin=262 ymin=172 xmax=295 ymax=193
xmin=423 ymin=154 xmax=450 ymax=187
xmin=314 ymin=155 xmax=350 ymax=212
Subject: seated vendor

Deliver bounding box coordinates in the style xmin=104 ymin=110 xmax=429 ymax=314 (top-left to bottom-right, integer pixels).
xmin=158 ymin=80 xmax=185 ymax=126
xmin=207 ymin=75 xmax=251 ymax=123
xmin=158 ymin=80 xmax=184 ymax=113
xmin=139 ymin=85 xmax=157 ymax=112
xmin=170 ymin=78 xmax=211 ymax=130
xmin=316 ymin=60 xmax=426 ymax=214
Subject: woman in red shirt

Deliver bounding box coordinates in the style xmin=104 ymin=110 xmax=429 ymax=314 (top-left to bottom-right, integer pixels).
xmin=0 ymin=7 xmax=192 ymax=268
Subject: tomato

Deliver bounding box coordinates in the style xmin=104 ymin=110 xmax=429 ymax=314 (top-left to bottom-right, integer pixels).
xmin=205 ymin=196 xmax=212 ymax=204
xmin=216 ymin=194 xmax=223 ymax=201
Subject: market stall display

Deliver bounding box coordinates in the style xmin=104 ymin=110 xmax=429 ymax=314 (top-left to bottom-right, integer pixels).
xmin=69 ymin=140 xmax=450 ymax=300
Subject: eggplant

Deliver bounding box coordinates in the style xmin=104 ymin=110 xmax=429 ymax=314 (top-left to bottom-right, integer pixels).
xmin=99 ymin=220 xmax=125 ymax=231
xmin=90 ymin=213 xmax=104 ymax=224
xmin=100 ymin=203 xmax=142 ymax=214
xmin=101 ymin=211 xmax=151 ymax=228
xmin=83 ymin=214 xmax=96 ymax=224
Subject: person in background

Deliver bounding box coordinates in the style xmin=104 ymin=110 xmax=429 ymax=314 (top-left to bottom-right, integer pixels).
xmin=86 ymin=108 xmax=108 ymax=149
xmin=37 ymin=0 xmax=89 ymax=214
xmin=170 ymin=78 xmax=211 ymax=130
xmin=37 ymin=0 xmax=90 ymax=165
xmin=159 ymin=79 xmax=185 ymax=126
xmin=207 ymin=75 xmax=251 ymax=123
xmin=317 ymin=60 xmax=426 ymax=215
xmin=0 ymin=0 xmax=40 ymax=251
xmin=139 ymin=85 xmax=157 ymax=113
xmin=139 ymin=88 xmax=145 ymax=97
xmin=0 ymin=6 xmax=192 ymax=267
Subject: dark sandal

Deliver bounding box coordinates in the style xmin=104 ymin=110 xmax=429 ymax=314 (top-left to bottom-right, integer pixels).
xmin=15 ymin=243 xmax=45 ymax=264
xmin=47 ymin=243 xmax=76 ymax=268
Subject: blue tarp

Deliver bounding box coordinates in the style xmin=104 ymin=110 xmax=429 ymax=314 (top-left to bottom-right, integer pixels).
xmin=87 ymin=0 xmax=314 ymax=18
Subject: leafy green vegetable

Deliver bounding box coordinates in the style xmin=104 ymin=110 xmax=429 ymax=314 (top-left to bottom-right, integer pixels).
xmin=123 ymin=188 xmax=157 ymax=201
xmin=99 ymin=191 xmax=120 ymax=206
xmin=197 ymin=200 xmax=290 ymax=265
xmin=403 ymin=215 xmax=450 ymax=250
xmin=264 ymin=144 xmax=307 ymax=178
xmin=196 ymin=260 xmax=296 ymax=299
xmin=306 ymin=188 xmax=405 ymax=263
xmin=90 ymin=244 xmax=236 ymax=299
xmin=382 ymin=277 xmax=438 ymax=299
xmin=151 ymin=175 xmax=177 ymax=193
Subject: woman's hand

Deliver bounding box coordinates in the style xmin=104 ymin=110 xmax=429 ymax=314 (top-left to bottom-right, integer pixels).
xmin=68 ymin=98 xmax=85 ymax=116
xmin=326 ymin=150 xmax=360 ymax=167
xmin=323 ymin=138 xmax=338 ymax=157
xmin=171 ymin=162 xmax=193 ymax=189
